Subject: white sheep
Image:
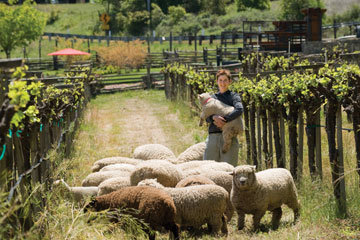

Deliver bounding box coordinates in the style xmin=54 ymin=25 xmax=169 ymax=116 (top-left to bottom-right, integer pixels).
xmin=176 ymin=142 xmax=206 ymax=163
xmin=53 ymin=179 xmax=98 ymax=201
xmin=198 ymin=92 xmax=244 ymax=153
xmin=230 ymin=165 xmax=300 ymax=231
xmin=178 ymin=160 xmax=234 ymax=173
xmin=181 ymin=161 xmax=234 ymax=177
xmin=132 ymin=144 xmax=176 ymax=161
xmin=97 ymin=176 xmax=131 ymax=196
xmin=91 ymin=157 xmax=142 ymax=172
xmin=176 ymin=171 xmax=234 ymax=222
xmin=82 ymin=170 xmax=130 ymax=187
xmin=130 ymin=160 xmax=184 ymax=187
xmin=99 ymin=163 xmax=135 ymax=172
xmin=138 ymin=178 xmax=228 ymax=234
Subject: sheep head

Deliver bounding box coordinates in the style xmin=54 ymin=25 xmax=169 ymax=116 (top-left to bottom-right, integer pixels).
xmin=231 ymin=165 xmax=256 ymax=191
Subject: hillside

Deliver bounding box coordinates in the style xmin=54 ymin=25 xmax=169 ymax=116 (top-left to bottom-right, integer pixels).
xmin=35 ymin=3 xmax=104 ymax=35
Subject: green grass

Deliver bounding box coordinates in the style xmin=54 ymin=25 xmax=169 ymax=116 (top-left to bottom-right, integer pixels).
xmin=10 ymin=90 xmax=358 ymax=240
xmin=35 ymin=3 xmax=105 ymax=35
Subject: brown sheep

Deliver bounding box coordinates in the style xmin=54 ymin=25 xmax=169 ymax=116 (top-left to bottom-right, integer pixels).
xmin=85 ymin=186 xmax=179 ymax=240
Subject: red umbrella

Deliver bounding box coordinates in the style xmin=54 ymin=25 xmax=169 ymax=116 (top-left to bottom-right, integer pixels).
xmin=48 ymin=48 xmax=90 ymax=56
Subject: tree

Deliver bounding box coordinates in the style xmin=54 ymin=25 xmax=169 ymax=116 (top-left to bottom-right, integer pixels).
xmin=235 ymin=0 xmax=270 ymax=11
xmin=280 ymin=0 xmax=323 ymax=20
xmin=0 ymin=1 xmax=46 ymax=58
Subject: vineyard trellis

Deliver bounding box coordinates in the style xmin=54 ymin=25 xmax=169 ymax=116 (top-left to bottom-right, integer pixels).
xmin=162 ymin=50 xmax=360 ymax=217
xmin=0 ymin=61 xmax=93 ymax=232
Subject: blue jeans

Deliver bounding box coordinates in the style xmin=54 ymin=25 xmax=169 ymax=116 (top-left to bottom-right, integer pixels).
xmin=203 ymin=133 xmax=239 ymax=167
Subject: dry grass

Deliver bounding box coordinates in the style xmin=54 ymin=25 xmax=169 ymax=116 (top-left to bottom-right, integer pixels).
xmin=95 ymin=40 xmax=147 ymax=70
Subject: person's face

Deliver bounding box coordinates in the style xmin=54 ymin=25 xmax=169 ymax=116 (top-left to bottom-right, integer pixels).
xmin=217 ymin=75 xmax=231 ymax=93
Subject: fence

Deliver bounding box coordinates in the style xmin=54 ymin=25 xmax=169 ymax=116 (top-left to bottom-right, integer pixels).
xmin=0 ymin=61 xmax=93 ymax=230
xmin=163 ymin=52 xmax=360 ymax=216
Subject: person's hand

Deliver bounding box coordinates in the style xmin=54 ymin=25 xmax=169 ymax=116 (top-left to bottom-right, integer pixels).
xmin=212 ymin=115 xmax=226 ymax=129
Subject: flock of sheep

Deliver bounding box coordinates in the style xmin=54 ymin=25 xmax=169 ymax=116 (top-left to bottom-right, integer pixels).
xmin=54 ymin=142 xmax=300 ymax=240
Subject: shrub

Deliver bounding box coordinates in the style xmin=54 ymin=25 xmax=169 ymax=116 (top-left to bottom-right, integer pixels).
xmin=96 ymin=40 xmax=147 ymax=70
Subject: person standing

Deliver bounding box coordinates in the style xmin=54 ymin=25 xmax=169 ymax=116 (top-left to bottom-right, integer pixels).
xmin=203 ymin=69 xmax=244 ymax=166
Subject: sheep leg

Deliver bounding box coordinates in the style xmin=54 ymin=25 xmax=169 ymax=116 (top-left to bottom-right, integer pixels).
xmin=236 ymin=210 xmax=245 ymax=230
xmin=271 ymin=207 xmax=282 ymax=229
xmin=166 ymin=222 xmax=180 ymax=240
xmin=252 ymin=211 xmax=265 ymax=231
xmin=221 ymin=214 xmax=228 ymax=234
xmin=222 ymin=130 xmax=233 ymax=153
xmin=207 ymin=215 xmax=222 ymax=233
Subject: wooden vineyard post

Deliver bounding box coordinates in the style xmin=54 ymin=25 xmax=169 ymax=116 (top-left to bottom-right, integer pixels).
xmin=30 ymin=129 xmax=40 ymax=184
xmin=315 ymin=110 xmax=322 ymax=178
xmin=280 ymin=115 xmax=286 ymax=168
xmin=257 ymin=109 xmax=262 ymax=169
xmin=250 ymin=103 xmax=257 ymax=166
xmin=268 ymin=110 xmax=273 ymax=168
xmin=336 ymin=105 xmax=347 ymax=216
xmin=244 ymin=106 xmax=251 ymax=164
xmin=298 ymin=107 xmax=304 ymax=179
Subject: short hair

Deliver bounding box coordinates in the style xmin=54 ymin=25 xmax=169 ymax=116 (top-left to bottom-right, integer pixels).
xmin=216 ymin=69 xmax=231 ymax=81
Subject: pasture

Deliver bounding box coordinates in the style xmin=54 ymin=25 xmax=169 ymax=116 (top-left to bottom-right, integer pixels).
xmin=28 ymin=90 xmax=360 ymax=240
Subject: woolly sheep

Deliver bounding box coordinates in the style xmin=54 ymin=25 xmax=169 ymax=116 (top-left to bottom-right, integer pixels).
xmin=130 ymin=160 xmax=184 ymax=187
xmin=132 ymin=144 xmax=176 ymax=161
xmin=138 ymin=178 xmax=228 ymax=234
xmin=178 ymin=160 xmax=234 ymax=173
xmin=175 ymin=175 xmax=216 ymax=187
xmin=91 ymin=157 xmax=142 ymax=172
xmin=230 ymin=165 xmax=300 ymax=230
xmin=181 ymin=162 xmax=234 ymax=177
xmin=176 ymin=172 xmax=234 ymax=222
xmin=82 ymin=170 xmax=130 ymax=187
xmin=97 ymin=177 xmax=131 ymax=196
xmin=53 ymin=179 xmax=98 ymax=201
xmin=99 ymin=163 xmax=135 ymax=172
xmin=85 ymin=186 xmax=179 ymax=240
xmin=176 ymin=142 xmax=206 ymax=163
xmin=198 ymin=92 xmax=244 ymax=153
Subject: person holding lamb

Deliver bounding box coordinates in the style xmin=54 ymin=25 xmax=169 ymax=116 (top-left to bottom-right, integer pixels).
xmin=202 ymin=69 xmax=244 ymax=167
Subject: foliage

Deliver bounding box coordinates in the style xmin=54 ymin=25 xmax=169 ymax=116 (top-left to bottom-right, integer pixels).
xmin=324 ymin=4 xmax=360 ymax=25
xmin=0 ymin=0 xmax=46 ymax=58
xmin=235 ymin=0 xmax=270 ymax=11
xmin=8 ymin=66 xmax=43 ymax=128
xmin=96 ymin=40 xmax=147 ymax=70
xmin=280 ymin=0 xmax=324 ymax=20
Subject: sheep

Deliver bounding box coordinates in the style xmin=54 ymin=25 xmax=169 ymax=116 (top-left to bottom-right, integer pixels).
xmin=181 ymin=161 xmax=234 ymax=178
xmin=82 ymin=170 xmax=130 ymax=187
xmin=132 ymin=144 xmax=176 ymax=161
xmin=85 ymin=186 xmax=179 ymax=240
xmin=53 ymin=179 xmax=98 ymax=201
xmin=138 ymin=178 xmax=228 ymax=235
xmin=130 ymin=160 xmax=184 ymax=187
xmin=198 ymin=92 xmax=244 ymax=153
xmin=175 ymin=175 xmax=216 ymax=187
xmin=99 ymin=163 xmax=135 ymax=172
xmin=176 ymin=172 xmax=234 ymax=222
xmin=91 ymin=157 xmax=142 ymax=172
xmin=230 ymin=165 xmax=300 ymax=231
xmin=178 ymin=160 xmax=234 ymax=173
xmin=97 ymin=177 xmax=131 ymax=196
xmin=176 ymin=142 xmax=206 ymax=163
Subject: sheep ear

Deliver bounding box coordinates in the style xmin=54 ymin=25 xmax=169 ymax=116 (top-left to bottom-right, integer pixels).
xmin=229 ymin=170 xmax=235 ymax=176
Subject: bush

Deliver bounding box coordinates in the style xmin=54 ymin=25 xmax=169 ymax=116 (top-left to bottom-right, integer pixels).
xmin=96 ymin=40 xmax=147 ymax=70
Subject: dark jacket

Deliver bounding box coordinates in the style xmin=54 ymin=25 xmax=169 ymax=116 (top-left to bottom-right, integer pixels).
xmin=206 ymin=90 xmax=244 ymax=134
